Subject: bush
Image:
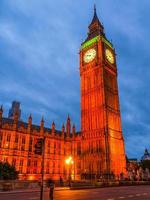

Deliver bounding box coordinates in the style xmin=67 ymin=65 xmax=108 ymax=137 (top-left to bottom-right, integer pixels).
xmin=0 ymin=161 xmax=19 ymax=180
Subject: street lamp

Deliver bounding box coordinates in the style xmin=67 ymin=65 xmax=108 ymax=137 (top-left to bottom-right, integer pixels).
xmin=65 ymin=156 xmax=74 ymax=187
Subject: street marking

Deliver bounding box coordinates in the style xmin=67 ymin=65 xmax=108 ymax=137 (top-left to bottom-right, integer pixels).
xmin=107 ymin=199 xmax=114 ymax=200
xmin=136 ymin=194 xmax=141 ymax=196
xmin=128 ymin=195 xmax=133 ymax=198
xmin=143 ymin=193 xmax=147 ymax=195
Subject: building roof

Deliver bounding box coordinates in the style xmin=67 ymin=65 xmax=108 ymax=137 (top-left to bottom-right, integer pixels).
xmin=1 ymin=117 xmax=81 ymax=136
xmin=141 ymin=149 xmax=150 ymax=161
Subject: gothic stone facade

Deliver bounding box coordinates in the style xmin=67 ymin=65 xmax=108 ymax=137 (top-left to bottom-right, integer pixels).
xmin=0 ymin=8 xmax=126 ymax=180
xmin=80 ymin=7 xmax=126 ymax=178
xmin=0 ymin=111 xmax=81 ymax=181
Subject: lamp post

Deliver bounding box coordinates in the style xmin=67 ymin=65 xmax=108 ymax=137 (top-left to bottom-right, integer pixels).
xmin=65 ymin=156 xmax=74 ymax=187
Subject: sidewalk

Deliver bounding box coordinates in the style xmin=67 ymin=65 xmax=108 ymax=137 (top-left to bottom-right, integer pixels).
xmin=0 ymin=187 xmax=70 ymax=194
xmin=1 ymin=181 xmax=150 ymax=194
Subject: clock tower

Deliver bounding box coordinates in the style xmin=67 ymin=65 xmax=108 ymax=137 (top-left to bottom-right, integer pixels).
xmin=80 ymin=7 xmax=126 ymax=178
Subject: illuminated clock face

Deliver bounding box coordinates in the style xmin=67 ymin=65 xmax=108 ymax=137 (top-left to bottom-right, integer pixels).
xmin=83 ymin=48 xmax=96 ymax=63
xmin=105 ymin=49 xmax=114 ymax=64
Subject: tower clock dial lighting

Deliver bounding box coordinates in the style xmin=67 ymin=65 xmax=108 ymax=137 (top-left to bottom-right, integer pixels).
xmin=83 ymin=48 xmax=96 ymax=63
xmin=105 ymin=49 xmax=114 ymax=64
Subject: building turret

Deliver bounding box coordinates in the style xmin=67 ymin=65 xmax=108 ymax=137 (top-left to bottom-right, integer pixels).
xmin=40 ymin=117 xmax=44 ymax=133
xmin=8 ymin=101 xmax=21 ymax=120
xmin=72 ymin=124 xmax=76 ymax=137
xmin=61 ymin=123 xmax=65 ymax=138
xmin=52 ymin=121 xmax=55 ymax=135
xmin=141 ymin=149 xmax=150 ymax=161
xmin=13 ymin=111 xmax=19 ymax=130
xmin=27 ymin=114 xmax=32 ymax=133
xmin=14 ymin=111 xmax=19 ymax=121
xmin=66 ymin=115 xmax=71 ymax=137
xmin=0 ymin=105 xmax=3 ymax=127
xmin=28 ymin=114 xmax=32 ymax=124
xmin=62 ymin=123 xmax=65 ymax=133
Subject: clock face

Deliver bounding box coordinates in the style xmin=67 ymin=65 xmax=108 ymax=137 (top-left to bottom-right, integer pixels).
xmin=83 ymin=48 xmax=96 ymax=63
xmin=105 ymin=49 xmax=114 ymax=64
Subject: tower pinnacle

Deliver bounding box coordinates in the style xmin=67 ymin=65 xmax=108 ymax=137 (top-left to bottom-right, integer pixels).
xmin=94 ymin=4 xmax=96 ymax=14
xmin=85 ymin=6 xmax=105 ymax=41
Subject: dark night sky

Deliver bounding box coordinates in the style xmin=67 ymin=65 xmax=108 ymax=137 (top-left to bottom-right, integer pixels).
xmin=0 ymin=0 xmax=150 ymax=158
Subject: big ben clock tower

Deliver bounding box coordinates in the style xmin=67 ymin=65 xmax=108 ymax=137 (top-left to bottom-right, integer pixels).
xmin=80 ymin=6 xmax=126 ymax=178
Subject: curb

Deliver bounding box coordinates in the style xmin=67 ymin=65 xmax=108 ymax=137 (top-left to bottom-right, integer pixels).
xmin=0 ymin=187 xmax=70 ymax=195
xmin=1 ymin=183 xmax=150 ymax=194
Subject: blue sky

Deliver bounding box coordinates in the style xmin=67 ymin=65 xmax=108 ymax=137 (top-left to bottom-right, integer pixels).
xmin=0 ymin=0 xmax=150 ymax=158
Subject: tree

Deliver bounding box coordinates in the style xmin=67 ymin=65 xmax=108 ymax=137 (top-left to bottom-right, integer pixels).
xmin=0 ymin=161 xmax=19 ymax=180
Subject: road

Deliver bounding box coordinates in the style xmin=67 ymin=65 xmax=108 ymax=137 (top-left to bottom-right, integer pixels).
xmin=0 ymin=185 xmax=150 ymax=200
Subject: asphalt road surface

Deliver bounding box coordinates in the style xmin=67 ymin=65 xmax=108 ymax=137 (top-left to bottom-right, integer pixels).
xmin=0 ymin=185 xmax=150 ymax=200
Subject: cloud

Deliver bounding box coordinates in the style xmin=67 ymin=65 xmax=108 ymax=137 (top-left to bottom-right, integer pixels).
xmin=0 ymin=0 xmax=150 ymax=158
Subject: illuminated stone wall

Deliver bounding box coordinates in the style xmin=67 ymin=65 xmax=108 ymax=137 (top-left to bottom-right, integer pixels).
xmin=0 ymin=111 xmax=81 ymax=181
xmin=79 ymin=8 xmax=126 ymax=178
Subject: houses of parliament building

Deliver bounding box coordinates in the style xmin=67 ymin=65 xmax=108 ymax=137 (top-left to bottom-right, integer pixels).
xmin=0 ymin=7 xmax=126 ymax=181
